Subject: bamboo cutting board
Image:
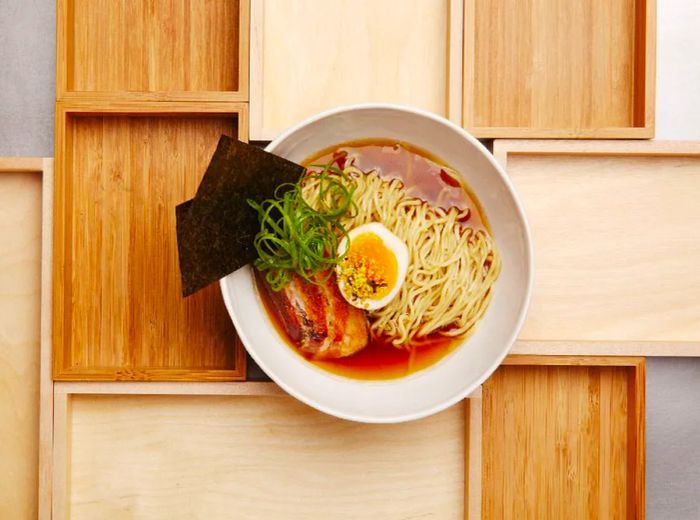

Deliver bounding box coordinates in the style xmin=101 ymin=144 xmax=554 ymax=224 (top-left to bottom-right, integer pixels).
xmin=53 ymin=104 xmax=248 ymax=380
xmin=463 ymin=0 xmax=655 ymax=138
xmin=57 ymin=0 xmax=249 ymax=101
xmin=483 ymin=356 xmax=645 ymax=519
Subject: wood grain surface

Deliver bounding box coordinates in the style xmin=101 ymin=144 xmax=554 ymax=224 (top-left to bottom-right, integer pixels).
xmin=61 ymin=394 xmax=466 ymax=519
xmin=59 ymin=0 xmax=245 ymax=98
xmin=483 ymin=357 xmax=645 ymax=519
xmin=250 ymin=0 xmax=458 ymax=139
xmin=463 ymin=0 xmax=655 ymax=138
xmin=0 ymin=168 xmax=42 ymax=518
xmin=53 ymin=111 xmax=246 ymax=380
xmin=495 ymin=140 xmax=700 ymax=353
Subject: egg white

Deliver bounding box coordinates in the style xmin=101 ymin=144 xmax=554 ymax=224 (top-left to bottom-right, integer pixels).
xmin=336 ymin=222 xmax=409 ymax=310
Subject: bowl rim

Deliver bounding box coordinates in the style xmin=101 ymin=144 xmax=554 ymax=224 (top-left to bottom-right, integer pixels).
xmin=220 ymin=102 xmax=534 ymax=423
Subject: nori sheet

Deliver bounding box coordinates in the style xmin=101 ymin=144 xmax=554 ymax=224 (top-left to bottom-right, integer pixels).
xmin=176 ymin=135 xmax=304 ymax=296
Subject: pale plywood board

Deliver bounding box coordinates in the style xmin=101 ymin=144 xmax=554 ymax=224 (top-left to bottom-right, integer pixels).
xmin=250 ymin=0 xmax=461 ymax=140
xmin=463 ymin=0 xmax=655 ymax=138
xmin=54 ymin=388 xmax=470 ymax=520
xmin=483 ymin=357 xmax=645 ymax=519
xmin=0 ymin=165 xmax=42 ymax=518
xmin=494 ymin=140 xmax=700 ymax=355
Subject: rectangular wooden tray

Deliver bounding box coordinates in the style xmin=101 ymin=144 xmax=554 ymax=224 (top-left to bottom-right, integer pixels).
xmin=249 ymin=0 xmax=463 ymax=140
xmin=463 ymin=0 xmax=656 ymax=138
xmin=0 ymin=158 xmax=54 ymax=519
xmin=53 ymin=102 xmax=249 ymax=381
xmin=483 ymin=356 xmax=645 ymax=519
xmin=51 ymin=382 xmax=481 ymax=519
xmin=495 ymin=140 xmax=700 ymax=356
xmin=56 ymin=0 xmax=249 ymax=102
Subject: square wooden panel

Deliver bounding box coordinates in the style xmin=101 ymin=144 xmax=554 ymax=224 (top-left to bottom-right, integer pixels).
xmin=494 ymin=140 xmax=700 ymax=356
xmin=51 ymin=383 xmax=481 ymax=519
xmin=250 ymin=0 xmax=463 ymax=140
xmin=483 ymin=356 xmax=645 ymax=519
xmin=53 ymin=103 xmax=249 ymax=381
xmin=57 ymin=0 xmax=249 ymax=101
xmin=463 ymin=0 xmax=655 ymax=138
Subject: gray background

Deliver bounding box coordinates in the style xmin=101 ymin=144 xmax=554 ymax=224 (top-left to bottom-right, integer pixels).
xmin=1 ymin=1 xmax=698 ymax=518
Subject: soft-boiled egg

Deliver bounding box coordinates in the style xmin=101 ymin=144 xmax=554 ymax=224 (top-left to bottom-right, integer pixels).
xmin=336 ymin=222 xmax=409 ymax=310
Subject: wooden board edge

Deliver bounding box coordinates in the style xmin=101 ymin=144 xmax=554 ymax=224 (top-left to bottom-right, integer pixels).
xmin=52 ymin=105 xmax=68 ymax=383
xmin=465 ymin=386 xmax=482 ymax=520
xmin=493 ymin=139 xmax=700 ymax=159
xmin=55 ymin=99 xmax=250 ymax=115
xmin=248 ymin=0 xmax=268 ymax=140
xmin=629 ymin=357 xmax=646 ymax=519
xmin=502 ymin=354 xmax=645 ymax=368
xmin=641 ymin=0 xmax=656 ymax=135
xmin=55 ymin=0 xmax=68 ymax=98
xmin=471 ymin=126 xmax=654 ymax=139
xmin=53 ymin=381 xmax=283 ymax=397
xmin=0 ymin=157 xmax=45 ymax=172
xmin=447 ymin=0 xmax=464 ymax=125
xmin=52 ymin=368 xmax=247 ymax=382
xmin=58 ymin=91 xmax=249 ymax=103
xmin=51 ymin=391 xmax=69 ymax=520
xmin=39 ymin=159 xmax=54 ymax=520
xmin=237 ymin=0 xmax=251 ymax=102
xmin=461 ymin=0 xmax=475 ymax=130
xmin=510 ymin=340 xmax=700 ymax=357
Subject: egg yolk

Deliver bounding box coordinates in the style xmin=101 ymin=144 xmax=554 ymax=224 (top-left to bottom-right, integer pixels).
xmin=338 ymin=233 xmax=398 ymax=301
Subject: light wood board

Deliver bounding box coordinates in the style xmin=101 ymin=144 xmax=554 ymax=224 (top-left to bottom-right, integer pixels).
xmin=250 ymin=0 xmax=463 ymax=140
xmin=0 ymin=158 xmax=53 ymax=520
xmin=483 ymin=356 xmax=645 ymax=519
xmin=494 ymin=140 xmax=700 ymax=356
xmin=53 ymin=102 xmax=249 ymax=381
xmin=463 ymin=0 xmax=655 ymax=138
xmin=51 ymin=382 xmax=482 ymax=519
xmin=56 ymin=0 xmax=250 ymax=102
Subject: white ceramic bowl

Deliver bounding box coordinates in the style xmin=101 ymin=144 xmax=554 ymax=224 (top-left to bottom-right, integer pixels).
xmin=221 ymin=104 xmax=533 ymax=423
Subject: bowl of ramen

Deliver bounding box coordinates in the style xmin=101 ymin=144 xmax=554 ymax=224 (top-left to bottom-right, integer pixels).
xmin=221 ymin=104 xmax=533 ymax=423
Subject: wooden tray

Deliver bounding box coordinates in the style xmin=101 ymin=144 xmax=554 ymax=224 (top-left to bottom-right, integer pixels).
xmin=56 ymin=0 xmax=249 ymax=102
xmin=0 ymin=158 xmax=54 ymax=519
xmin=463 ymin=0 xmax=656 ymax=138
xmin=53 ymin=102 xmax=249 ymax=381
xmin=494 ymin=140 xmax=700 ymax=356
xmin=483 ymin=356 xmax=645 ymax=519
xmin=51 ymin=382 xmax=481 ymax=519
xmin=249 ymin=0 xmax=463 ymax=140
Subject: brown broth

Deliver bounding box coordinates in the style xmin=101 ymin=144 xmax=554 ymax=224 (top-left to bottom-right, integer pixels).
xmin=304 ymin=138 xmax=489 ymax=231
xmin=256 ymin=272 xmax=461 ymax=381
xmin=258 ymin=139 xmax=489 ymax=380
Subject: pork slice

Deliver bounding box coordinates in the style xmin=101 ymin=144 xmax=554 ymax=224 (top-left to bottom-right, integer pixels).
xmin=318 ymin=277 xmax=370 ymax=359
xmin=257 ymin=271 xmax=369 ymax=359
